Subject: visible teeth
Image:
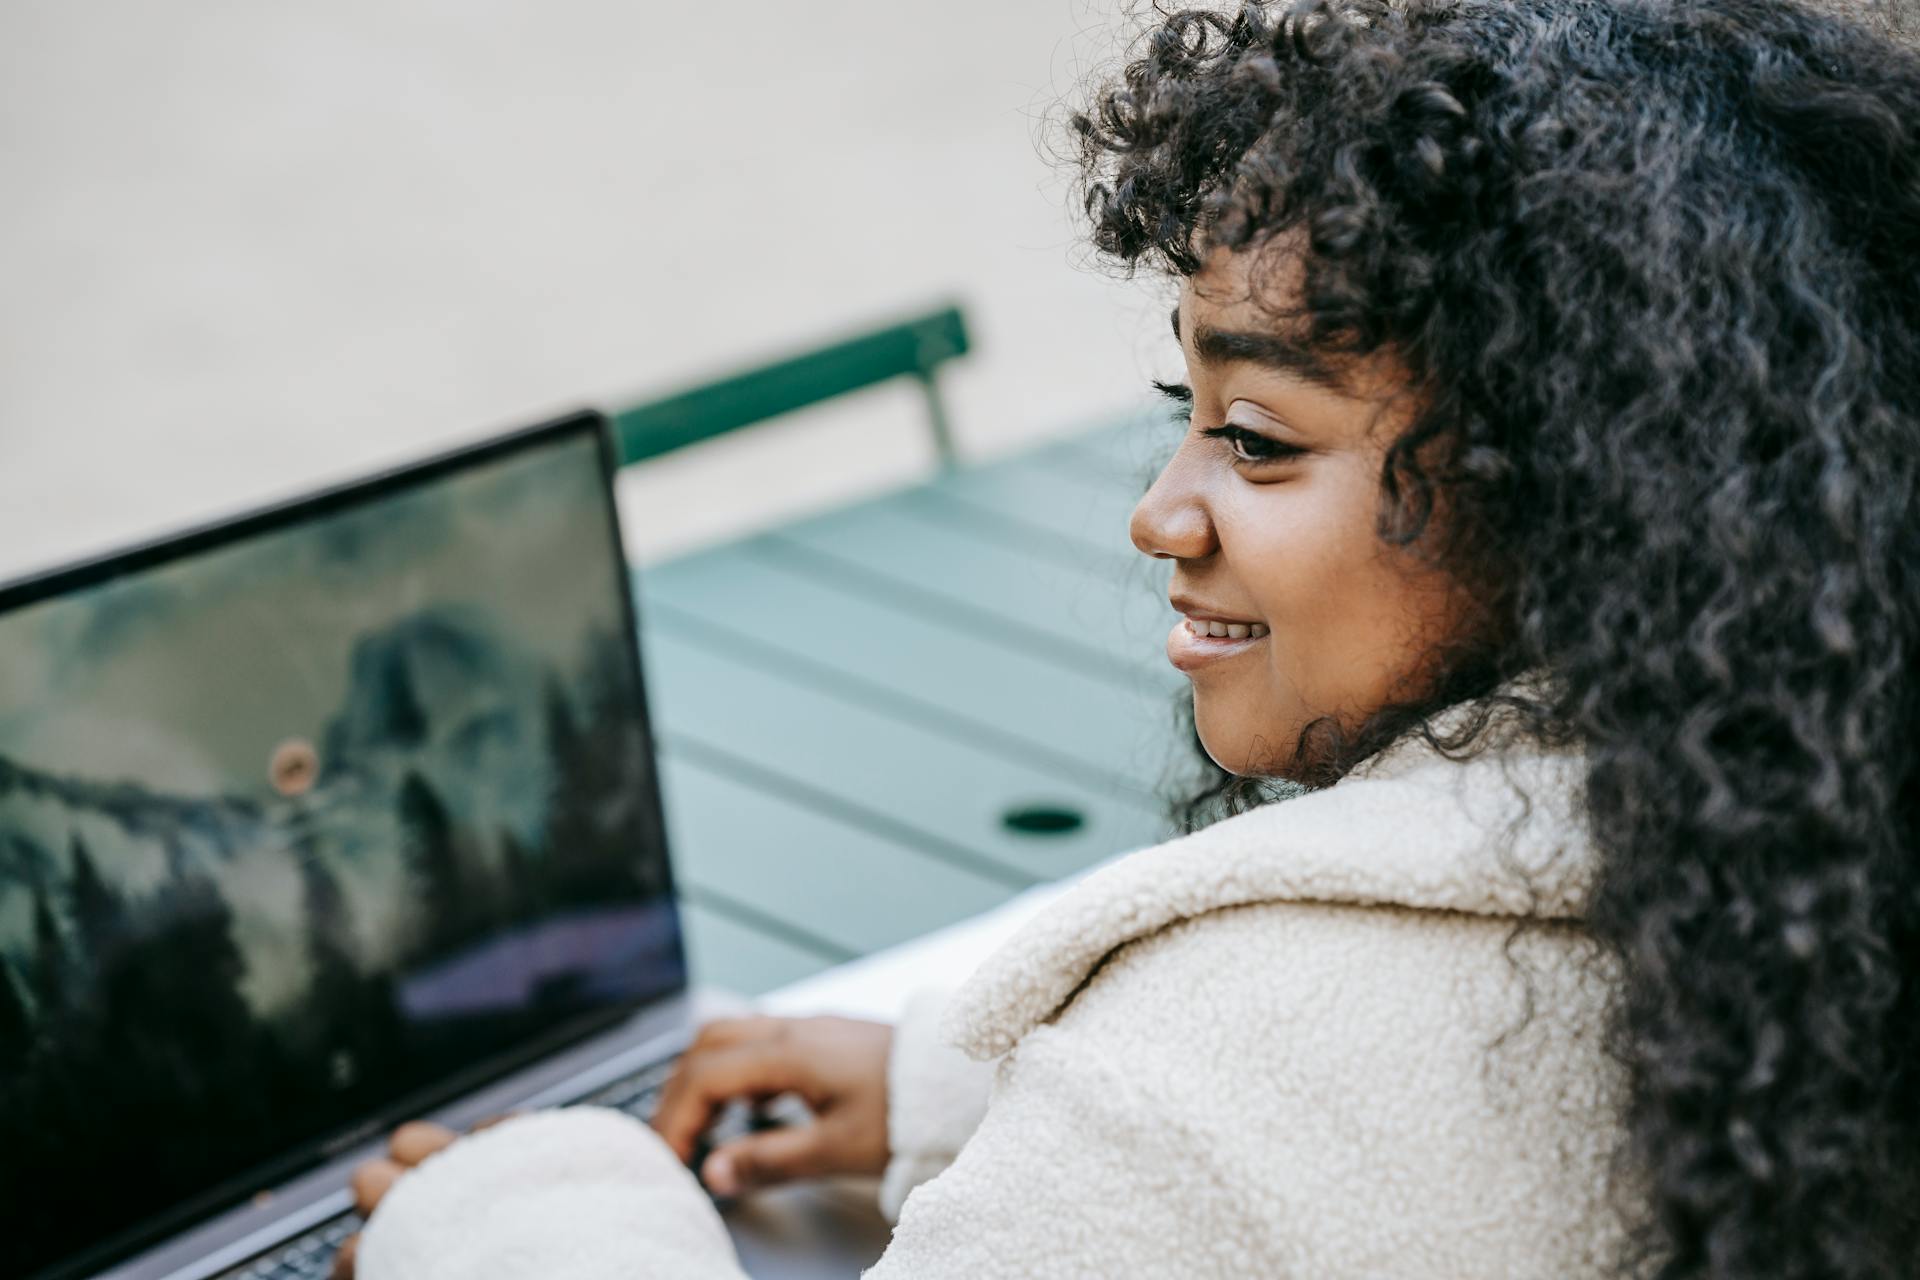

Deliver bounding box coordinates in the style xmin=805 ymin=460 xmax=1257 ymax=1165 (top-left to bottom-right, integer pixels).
xmin=1185 ymin=617 xmax=1272 ymax=640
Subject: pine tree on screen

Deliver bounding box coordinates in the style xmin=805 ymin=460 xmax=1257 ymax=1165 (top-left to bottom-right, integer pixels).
xmin=29 ymin=881 xmax=67 ymax=1021
xmin=68 ymin=834 xmax=130 ymax=987
xmin=398 ymin=770 xmax=472 ymax=958
xmin=0 ymin=960 xmax=29 ymax=1071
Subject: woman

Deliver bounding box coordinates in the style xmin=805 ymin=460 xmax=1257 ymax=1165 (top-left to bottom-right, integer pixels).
xmin=339 ymin=0 xmax=1920 ymax=1275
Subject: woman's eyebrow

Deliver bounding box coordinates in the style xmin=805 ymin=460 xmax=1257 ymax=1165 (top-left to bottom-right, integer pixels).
xmin=1171 ymin=305 xmax=1352 ymax=397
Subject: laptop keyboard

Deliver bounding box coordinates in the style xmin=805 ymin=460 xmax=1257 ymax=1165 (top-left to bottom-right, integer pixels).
xmin=217 ymin=1215 xmax=358 ymax=1280
xmin=215 ymin=1054 xmax=683 ymax=1279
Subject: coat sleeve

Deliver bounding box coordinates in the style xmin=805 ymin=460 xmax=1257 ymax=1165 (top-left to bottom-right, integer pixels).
xmin=859 ymin=1011 xmax=1274 ymax=1280
xmin=860 ymin=915 xmax=1318 ymax=1279
xmin=352 ymin=987 xmax=999 ymax=1278
xmin=353 ymin=1107 xmax=749 ymax=1280
xmin=875 ymin=985 xmax=999 ymax=1221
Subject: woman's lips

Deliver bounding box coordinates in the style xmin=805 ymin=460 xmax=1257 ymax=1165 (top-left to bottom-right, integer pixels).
xmin=1166 ymin=617 xmax=1270 ymax=673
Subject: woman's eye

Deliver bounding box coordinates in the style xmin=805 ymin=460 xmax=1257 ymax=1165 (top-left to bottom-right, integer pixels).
xmin=1150 ymin=383 xmax=1305 ymax=465
xmin=1201 ymin=424 xmax=1307 ymax=464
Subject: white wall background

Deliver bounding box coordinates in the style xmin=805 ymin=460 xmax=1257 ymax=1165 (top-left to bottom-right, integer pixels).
xmin=0 ymin=0 xmax=1181 ymax=580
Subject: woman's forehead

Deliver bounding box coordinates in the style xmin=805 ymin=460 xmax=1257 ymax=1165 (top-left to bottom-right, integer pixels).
xmin=1176 ymin=252 xmax=1409 ymax=406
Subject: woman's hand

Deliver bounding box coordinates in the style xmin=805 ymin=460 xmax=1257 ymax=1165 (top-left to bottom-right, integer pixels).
xmin=650 ymin=1014 xmax=893 ymax=1197
xmin=326 ymin=1013 xmax=891 ymax=1276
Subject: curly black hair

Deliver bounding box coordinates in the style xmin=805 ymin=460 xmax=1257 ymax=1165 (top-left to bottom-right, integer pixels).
xmin=1073 ymin=0 xmax=1920 ymax=1275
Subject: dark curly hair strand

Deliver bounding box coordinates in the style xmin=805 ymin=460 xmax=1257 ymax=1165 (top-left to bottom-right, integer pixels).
xmin=1073 ymin=1 xmax=1920 ymax=1275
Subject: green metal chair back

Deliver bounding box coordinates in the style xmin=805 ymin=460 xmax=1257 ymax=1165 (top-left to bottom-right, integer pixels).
xmin=608 ymin=302 xmax=970 ymax=470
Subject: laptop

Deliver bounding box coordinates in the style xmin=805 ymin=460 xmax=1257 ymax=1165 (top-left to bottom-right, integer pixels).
xmin=0 ymin=412 xmax=892 ymax=1280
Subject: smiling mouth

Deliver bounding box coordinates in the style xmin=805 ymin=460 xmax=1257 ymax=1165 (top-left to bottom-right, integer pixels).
xmin=1166 ymin=613 xmax=1270 ymax=674
xmin=1182 ymin=618 xmax=1270 ymax=641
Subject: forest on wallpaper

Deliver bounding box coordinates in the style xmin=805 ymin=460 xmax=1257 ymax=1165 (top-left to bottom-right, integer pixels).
xmin=0 ymin=435 xmax=680 ymax=1277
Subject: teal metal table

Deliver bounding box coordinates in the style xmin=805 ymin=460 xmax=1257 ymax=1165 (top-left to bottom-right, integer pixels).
xmin=634 ymin=412 xmax=1186 ymax=996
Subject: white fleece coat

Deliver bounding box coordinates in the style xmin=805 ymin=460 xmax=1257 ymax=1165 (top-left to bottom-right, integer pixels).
xmin=356 ymin=711 xmax=1641 ymax=1278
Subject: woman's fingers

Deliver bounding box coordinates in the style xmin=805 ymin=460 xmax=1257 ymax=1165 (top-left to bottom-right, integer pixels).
xmin=349 ymin=1158 xmax=403 ymax=1217
xmin=686 ymin=1016 xmax=792 ymax=1053
xmin=387 ymin=1120 xmax=459 ymax=1167
xmin=700 ymin=1124 xmax=833 ymax=1197
xmin=651 ymin=1040 xmax=809 ymax=1161
xmin=329 ymin=1233 xmax=359 ymax=1280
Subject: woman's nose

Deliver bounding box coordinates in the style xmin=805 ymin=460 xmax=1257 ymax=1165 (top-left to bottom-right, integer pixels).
xmin=1129 ymin=449 xmax=1217 ymax=562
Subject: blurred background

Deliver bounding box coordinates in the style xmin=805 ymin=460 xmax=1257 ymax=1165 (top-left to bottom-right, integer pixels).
xmin=0 ymin=0 xmax=1177 ymax=580
xmin=0 ymin=0 xmax=1203 ymax=1011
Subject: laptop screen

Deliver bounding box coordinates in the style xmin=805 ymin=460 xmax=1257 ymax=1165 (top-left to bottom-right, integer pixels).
xmin=0 ymin=413 xmax=685 ymax=1279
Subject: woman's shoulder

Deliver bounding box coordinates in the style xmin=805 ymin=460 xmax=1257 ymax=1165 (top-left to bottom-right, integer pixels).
xmin=943 ymin=730 xmax=1595 ymax=1060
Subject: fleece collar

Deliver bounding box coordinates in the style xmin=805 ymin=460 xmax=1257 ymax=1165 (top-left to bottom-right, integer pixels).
xmin=942 ymin=701 xmax=1592 ymax=1060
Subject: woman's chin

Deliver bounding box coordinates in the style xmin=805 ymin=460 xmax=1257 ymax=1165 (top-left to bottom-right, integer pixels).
xmin=1193 ymin=719 xmax=1298 ymax=779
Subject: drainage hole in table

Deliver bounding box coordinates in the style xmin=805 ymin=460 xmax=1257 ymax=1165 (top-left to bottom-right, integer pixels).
xmin=1001 ymin=805 xmax=1085 ymax=837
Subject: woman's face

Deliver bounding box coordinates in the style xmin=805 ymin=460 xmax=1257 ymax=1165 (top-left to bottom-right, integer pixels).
xmin=1130 ymin=247 xmax=1475 ymax=779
